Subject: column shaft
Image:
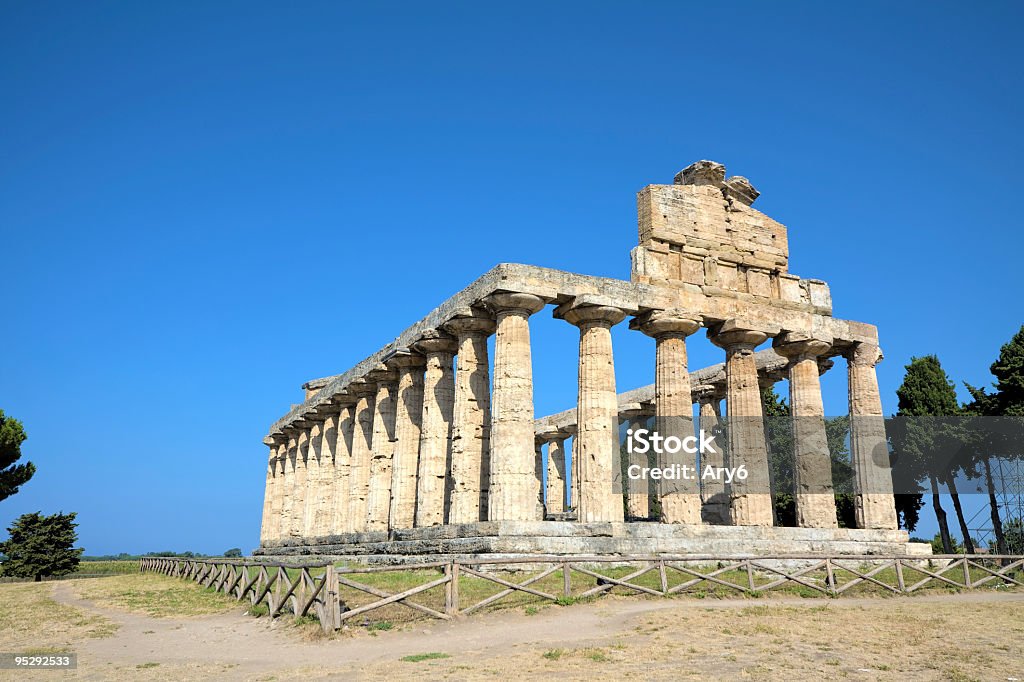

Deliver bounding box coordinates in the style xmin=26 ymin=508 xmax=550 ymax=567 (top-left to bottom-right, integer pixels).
xmin=301 ymin=422 xmax=323 ymax=537
xmin=623 ymin=413 xmax=650 ymax=520
xmin=415 ymin=333 xmax=457 ymax=527
xmin=562 ymin=303 xmax=626 ymax=523
xmin=485 ymin=293 xmax=546 ymax=521
xmin=711 ymin=325 xmax=775 ymax=526
xmin=775 ymin=334 xmax=839 ymax=528
xmin=332 ymin=405 xmax=356 ymax=534
xmin=314 ymin=414 xmax=338 ymax=536
xmin=445 ymin=315 xmax=495 ymax=524
xmin=697 ymin=393 xmax=728 ymax=524
xmin=366 ymin=372 xmax=398 ymax=531
xmin=270 ymin=442 xmax=288 ymax=540
xmin=347 ymin=385 xmax=377 ymax=532
xmin=288 ymin=429 xmax=310 ymax=537
xmin=545 ymin=437 xmax=567 ymax=515
xmin=847 ymin=343 xmax=899 ymax=529
xmin=388 ymin=355 xmax=426 ymax=530
xmin=260 ymin=446 xmax=278 ymax=544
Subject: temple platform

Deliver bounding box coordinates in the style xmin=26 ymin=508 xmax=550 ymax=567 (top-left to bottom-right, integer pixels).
xmin=254 ymin=521 xmax=931 ymax=565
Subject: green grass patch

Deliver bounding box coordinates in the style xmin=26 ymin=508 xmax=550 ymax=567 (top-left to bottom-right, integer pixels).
xmin=400 ymin=652 xmax=450 ymax=663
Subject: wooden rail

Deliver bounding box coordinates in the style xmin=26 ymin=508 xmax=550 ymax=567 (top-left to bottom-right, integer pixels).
xmin=139 ymin=554 xmax=1024 ymax=632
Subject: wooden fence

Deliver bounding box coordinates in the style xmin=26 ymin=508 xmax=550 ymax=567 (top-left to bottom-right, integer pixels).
xmin=139 ymin=554 xmax=1024 ymax=633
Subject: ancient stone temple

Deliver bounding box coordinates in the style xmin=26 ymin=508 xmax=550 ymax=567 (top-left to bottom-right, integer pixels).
xmin=255 ymin=161 xmax=928 ymax=561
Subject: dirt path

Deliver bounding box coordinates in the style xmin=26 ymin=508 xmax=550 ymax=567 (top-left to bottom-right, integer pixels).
xmin=36 ymin=583 xmax=1024 ymax=680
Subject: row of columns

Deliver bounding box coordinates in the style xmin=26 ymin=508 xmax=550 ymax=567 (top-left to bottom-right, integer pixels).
xmin=260 ymin=296 xmax=898 ymax=544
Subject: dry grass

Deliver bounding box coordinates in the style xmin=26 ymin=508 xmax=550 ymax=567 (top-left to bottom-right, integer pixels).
xmin=0 ymin=581 xmax=117 ymax=651
xmin=353 ymin=597 xmax=1024 ymax=680
xmin=74 ymin=573 xmax=242 ymax=618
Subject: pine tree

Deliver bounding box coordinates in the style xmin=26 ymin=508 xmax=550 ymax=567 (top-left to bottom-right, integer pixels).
xmin=894 ymin=356 xmax=970 ymax=553
xmin=0 ymin=512 xmax=83 ymax=581
xmin=990 ymin=325 xmax=1024 ymax=416
xmin=0 ymin=410 xmax=35 ymax=502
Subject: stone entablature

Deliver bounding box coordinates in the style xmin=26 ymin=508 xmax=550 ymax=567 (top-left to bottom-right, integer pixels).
xmin=258 ymin=161 xmax=901 ymax=553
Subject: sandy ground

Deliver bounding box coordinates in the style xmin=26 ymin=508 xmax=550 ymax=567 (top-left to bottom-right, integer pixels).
xmin=1 ymin=578 xmax=1022 ymax=681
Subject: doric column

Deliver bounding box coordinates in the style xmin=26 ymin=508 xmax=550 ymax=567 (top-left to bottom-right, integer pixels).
xmin=331 ymin=401 xmax=356 ymax=534
xmin=260 ymin=439 xmax=280 ymax=544
xmin=620 ymin=409 xmax=653 ymax=520
xmin=709 ymin=322 xmax=775 ymax=526
xmin=413 ymin=331 xmax=457 ymax=527
xmin=366 ymin=365 xmax=399 ymax=531
xmin=270 ymin=439 xmax=288 ymax=540
xmin=346 ymin=380 xmax=377 ymax=532
xmin=559 ymin=301 xmax=627 ymax=523
xmin=483 ymin=292 xmax=546 ymax=522
xmin=288 ymin=425 xmax=311 ymax=537
xmin=774 ymin=332 xmax=839 ymax=528
xmin=388 ymin=351 xmax=426 ymax=530
xmin=695 ymin=386 xmax=728 ymax=524
xmin=542 ymin=433 xmax=568 ymax=515
xmin=443 ymin=312 xmax=496 ymax=524
xmin=301 ymin=420 xmax=324 ymax=537
xmin=534 ymin=438 xmax=546 ymax=516
xmin=846 ymin=342 xmax=898 ymax=529
xmin=279 ymin=430 xmax=299 ymax=537
xmin=312 ymin=409 xmax=339 ymax=536
xmin=633 ymin=309 xmax=702 ymax=524
xmin=564 ymin=424 xmax=578 ymax=510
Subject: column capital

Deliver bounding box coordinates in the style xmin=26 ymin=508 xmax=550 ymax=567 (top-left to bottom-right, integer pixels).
xmin=773 ymin=331 xmax=832 ymax=361
xmin=481 ymin=291 xmax=546 ymax=316
xmin=385 ymin=349 xmax=427 ymax=371
xmin=328 ymin=390 xmax=359 ymax=407
xmin=692 ymin=383 xmax=725 ymax=404
xmin=347 ymin=378 xmax=378 ymax=398
xmin=845 ymin=342 xmax=884 ymax=368
xmin=630 ymin=308 xmax=701 ymax=338
xmin=413 ymin=329 xmax=458 ymax=356
xmin=366 ymin=363 xmax=399 ymax=385
xmin=443 ymin=315 xmax=496 ymax=337
xmin=555 ymin=301 xmax=627 ymax=328
xmin=707 ymin=320 xmax=770 ymax=351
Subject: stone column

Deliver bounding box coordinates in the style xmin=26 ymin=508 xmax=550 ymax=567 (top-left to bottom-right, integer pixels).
xmin=366 ymin=366 xmax=399 ymax=532
xmin=313 ymin=410 xmax=338 ymax=536
xmin=346 ymin=380 xmax=377 ymax=533
xmin=846 ymin=342 xmax=898 ymax=529
xmin=260 ymin=441 xmax=279 ymax=544
xmin=565 ymin=425 xmax=578 ymax=510
xmin=443 ymin=312 xmax=496 ymax=524
xmin=288 ymin=426 xmax=311 ymax=538
xmin=483 ymin=292 xmax=547 ymax=522
xmin=279 ymin=430 xmax=299 ymax=538
xmin=270 ymin=439 xmax=288 ymax=540
xmin=559 ymin=301 xmax=626 ymax=524
xmin=634 ymin=309 xmax=702 ymax=524
xmin=388 ymin=352 xmax=426 ymax=530
xmin=301 ymin=420 xmax=324 ymax=537
xmin=695 ymin=386 xmax=728 ymax=524
xmin=709 ymin=322 xmax=775 ymax=526
xmin=542 ymin=433 xmax=568 ymax=515
xmin=331 ymin=402 xmax=356 ymax=534
xmin=621 ymin=409 xmax=651 ymax=520
xmin=534 ymin=438 xmax=546 ymax=516
xmin=412 ymin=331 xmax=457 ymax=527
xmin=774 ymin=332 xmax=839 ymax=528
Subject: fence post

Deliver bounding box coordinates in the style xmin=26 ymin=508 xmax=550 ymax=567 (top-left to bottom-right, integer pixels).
xmin=745 ymin=561 xmax=755 ymax=591
xmin=659 ymin=560 xmax=668 ymax=596
xmin=962 ymin=557 xmax=972 ymax=589
xmin=563 ymin=562 xmax=571 ymax=597
xmin=894 ymin=559 xmax=906 ymax=593
xmin=323 ymin=564 xmax=340 ymax=631
xmin=825 ymin=558 xmax=836 ymax=594
xmin=445 ymin=561 xmax=460 ymax=616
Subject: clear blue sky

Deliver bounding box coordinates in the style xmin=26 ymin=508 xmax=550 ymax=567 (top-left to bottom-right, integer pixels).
xmin=2 ymin=2 xmax=1021 ymax=555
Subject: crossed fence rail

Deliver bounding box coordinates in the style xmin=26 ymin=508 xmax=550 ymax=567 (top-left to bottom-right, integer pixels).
xmin=139 ymin=554 xmax=1024 ymax=633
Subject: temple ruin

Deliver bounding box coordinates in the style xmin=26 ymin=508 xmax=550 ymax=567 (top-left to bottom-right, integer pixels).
xmin=255 ymin=161 xmax=929 ymax=561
